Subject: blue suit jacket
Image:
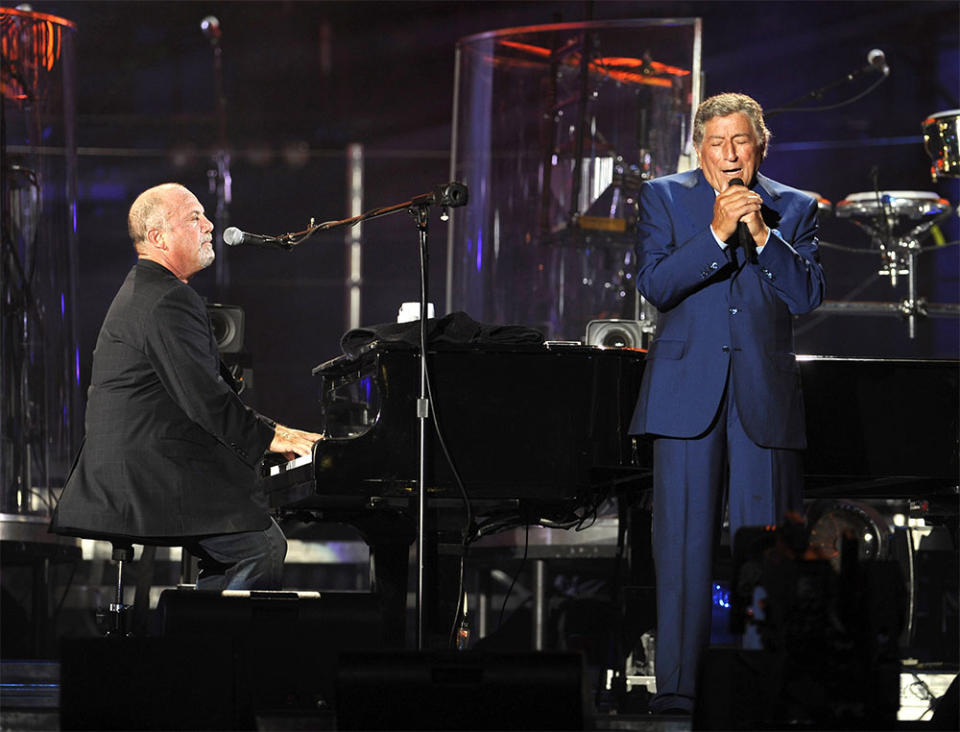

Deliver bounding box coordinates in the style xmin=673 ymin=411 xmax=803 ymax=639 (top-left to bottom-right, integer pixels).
xmin=628 ymin=169 xmax=825 ymax=449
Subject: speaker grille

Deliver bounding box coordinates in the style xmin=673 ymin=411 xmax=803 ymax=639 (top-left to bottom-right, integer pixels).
xmin=206 ymin=303 xmax=245 ymax=353
xmin=585 ymin=319 xmax=644 ymax=348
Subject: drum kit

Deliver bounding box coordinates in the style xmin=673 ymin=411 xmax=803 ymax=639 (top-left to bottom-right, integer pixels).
xmin=815 ymin=110 xmax=959 ymax=339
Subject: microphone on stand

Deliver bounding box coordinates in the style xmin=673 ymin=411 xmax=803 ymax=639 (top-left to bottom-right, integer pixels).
xmin=223 ymin=226 xmax=289 ymax=250
xmin=766 ymin=47 xmax=890 ymax=117
xmin=200 ymin=15 xmax=221 ymax=45
xmin=865 ymin=48 xmax=889 ymax=76
xmin=409 ymin=182 xmax=470 ymax=221
xmin=729 ymin=178 xmax=757 ymax=263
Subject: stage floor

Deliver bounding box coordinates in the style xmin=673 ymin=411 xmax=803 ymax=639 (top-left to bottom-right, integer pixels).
xmin=2 ymin=658 xmax=956 ymax=731
xmin=0 ymin=657 xmax=694 ymax=731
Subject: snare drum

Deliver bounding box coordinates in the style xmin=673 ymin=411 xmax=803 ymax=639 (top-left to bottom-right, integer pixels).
xmin=835 ymin=190 xmax=951 ymax=220
xmin=922 ymin=110 xmax=959 ymax=179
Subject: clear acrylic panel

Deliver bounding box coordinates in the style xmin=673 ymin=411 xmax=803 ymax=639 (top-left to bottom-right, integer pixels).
xmin=447 ymin=18 xmax=701 ymax=340
xmin=1 ymin=8 xmax=81 ymax=516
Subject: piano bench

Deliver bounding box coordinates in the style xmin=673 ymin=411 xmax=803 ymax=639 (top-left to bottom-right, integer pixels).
xmin=87 ymin=538 xmax=196 ymax=637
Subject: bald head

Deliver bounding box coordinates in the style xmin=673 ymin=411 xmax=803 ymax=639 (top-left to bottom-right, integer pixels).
xmin=128 ymin=183 xmax=189 ymax=251
xmin=128 ymin=183 xmax=215 ymax=282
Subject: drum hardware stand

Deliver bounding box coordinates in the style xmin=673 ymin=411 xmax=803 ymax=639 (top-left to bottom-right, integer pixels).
xmin=272 ymin=182 xmax=468 ymax=649
xmin=827 ymin=196 xmax=958 ymax=339
xmin=1 ymin=163 xmax=49 ymax=513
xmin=869 ymin=228 xmax=928 ymax=340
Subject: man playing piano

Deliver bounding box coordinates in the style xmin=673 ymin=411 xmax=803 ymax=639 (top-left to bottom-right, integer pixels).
xmin=52 ymin=183 xmax=322 ymax=590
xmin=629 ymin=93 xmax=825 ymax=714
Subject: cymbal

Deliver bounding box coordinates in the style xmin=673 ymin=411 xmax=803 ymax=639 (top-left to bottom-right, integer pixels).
xmin=495 ymin=39 xmax=688 ymax=88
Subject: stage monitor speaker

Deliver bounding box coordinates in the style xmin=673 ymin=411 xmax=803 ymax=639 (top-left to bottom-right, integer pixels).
xmin=206 ymin=303 xmax=245 ymax=353
xmin=335 ymin=650 xmax=586 ymax=730
xmin=693 ymin=648 xmax=780 ymax=731
xmin=585 ymin=319 xmax=644 ymax=348
xmin=695 ymin=645 xmax=901 ymax=730
xmin=157 ymin=589 xmax=384 ymax=721
xmin=60 ymin=636 xmax=239 ymax=730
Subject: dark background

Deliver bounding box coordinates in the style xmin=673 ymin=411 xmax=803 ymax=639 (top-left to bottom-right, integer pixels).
xmin=11 ymin=0 xmax=960 ymax=430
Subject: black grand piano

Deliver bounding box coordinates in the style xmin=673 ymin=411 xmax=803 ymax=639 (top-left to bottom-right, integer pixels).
xmin=800 ymin=356 xmax=958 ymax=501
xmin=264 ymin=343 xmax=646 ymax=507
xmin=263 ymin=342 xmax=648 ymax=645
xmin=262 ymin=344 xmax=958 ymax=646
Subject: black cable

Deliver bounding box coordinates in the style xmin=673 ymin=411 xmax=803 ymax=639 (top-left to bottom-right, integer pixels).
xmin=766 ymin=72 xmax=889 ymax=115
xmin=423 ymin=353 xmax=474 ymax=536
xmin=794 ymin=270 xmax=882 ymax=337
xmin=497 ymin=522 xmax=530 ymax=631
xmin=405 ymin=203 xmax=475 ymax=649
xmin=907 ymin=672 xmax=938 ymax=719
xmin=919 ymin=239 xmax=960 ymax=253
xmin=22 ymin=488 xmax=53 ymax=511
xmin=52 ymin=557 xmax=80 ymax=629
xmin=447 ymin=553 xmax=467 ymax=649
xmin=608 ymin=495 xmax=629 ymax=701
xmin=819 ymin=238 xmax=960 ymax=254
xmin=817 ymin=239 xmax=891 ymax=255
xmin=415 ymin=316 xmax=473 ymax=649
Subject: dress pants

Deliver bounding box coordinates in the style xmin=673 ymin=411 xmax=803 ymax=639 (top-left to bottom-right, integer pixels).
xmin=188 ymin=516 xmax=288 ymax=591
xmin=648 ymin=375 xmax=802 ymax=714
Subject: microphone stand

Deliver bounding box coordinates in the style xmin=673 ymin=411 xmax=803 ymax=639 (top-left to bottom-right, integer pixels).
xmin=413 ymin=204 xmax=430 ymax=652
xmin=298 ymin=183 xmax=467 ymax=650
xmin=203 ymin=18 xmax=231 ymax=295
xmin=766 ymin=61 xmax=888 ymax=117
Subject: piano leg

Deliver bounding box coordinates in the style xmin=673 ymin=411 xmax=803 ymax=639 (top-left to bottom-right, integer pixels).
xmin=340 ymin=507 xmax=469 ymax=650
xmin=369 ymin=541 xmax=411 ymax=648
xmin=423 ymin=526 xmax=465 ymax=649
xmin=350 ymin=511 xmax=416 ymax=649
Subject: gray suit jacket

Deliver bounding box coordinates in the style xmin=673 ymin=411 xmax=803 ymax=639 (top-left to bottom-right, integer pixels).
xmin=52 ymin=259 xmax=274 ymax=539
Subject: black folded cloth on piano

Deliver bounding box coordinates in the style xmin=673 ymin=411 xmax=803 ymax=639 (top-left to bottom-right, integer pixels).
xmin=339 ymin=311 xmax=544 ymax=359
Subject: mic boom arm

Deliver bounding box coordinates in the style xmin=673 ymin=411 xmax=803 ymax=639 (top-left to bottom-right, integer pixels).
xmin=270 ymin=182 xmax=469 ymax=249
xmin=765 ymin=49 xmax=890 ymax=117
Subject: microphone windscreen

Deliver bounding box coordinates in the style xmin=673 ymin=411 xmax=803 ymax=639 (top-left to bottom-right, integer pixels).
xmin=201 ymin=15 xmax=221 ymax=40
xmin=223 ymin=227 xmax=242 ymax=246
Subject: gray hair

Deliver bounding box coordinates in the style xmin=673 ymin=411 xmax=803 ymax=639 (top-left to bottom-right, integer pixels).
xmin=127 ymin=183 xmax=185 ymax=249
xmin=693 ymin=93 xmax=771 ymax=159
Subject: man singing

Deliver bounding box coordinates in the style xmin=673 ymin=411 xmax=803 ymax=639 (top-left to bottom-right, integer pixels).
xmin=52 ymin=183 xmax=322 ymax=591
xmin=629 ymin=93 xmax=825 ymax=714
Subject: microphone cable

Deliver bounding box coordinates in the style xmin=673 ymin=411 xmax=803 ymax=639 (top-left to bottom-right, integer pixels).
xmin=766 ymin=71 xmax=889 ymax=115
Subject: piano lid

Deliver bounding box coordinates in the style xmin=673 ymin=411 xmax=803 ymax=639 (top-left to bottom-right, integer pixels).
xmin=799 ymin=357 xmax=959 ymax=498
xmin=266 ymin=344 xmax=649 ymax=506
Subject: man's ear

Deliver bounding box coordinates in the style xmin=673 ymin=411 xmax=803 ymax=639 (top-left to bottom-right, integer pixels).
xmin=145 ymin=226 xmax=165 ymax=250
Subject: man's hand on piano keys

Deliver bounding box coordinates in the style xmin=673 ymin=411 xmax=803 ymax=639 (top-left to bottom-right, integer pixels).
xmin=269 ymin=424 xmax=324 ymax=461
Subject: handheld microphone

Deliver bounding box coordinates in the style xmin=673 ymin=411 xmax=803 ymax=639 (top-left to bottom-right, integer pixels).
xmin=866 ymin=48 xmax=889 ymax=75
xmin=223 ymin=226 xmax=289 ymax=250
xmin=729 ymin=178 xmax=757 ymax=263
